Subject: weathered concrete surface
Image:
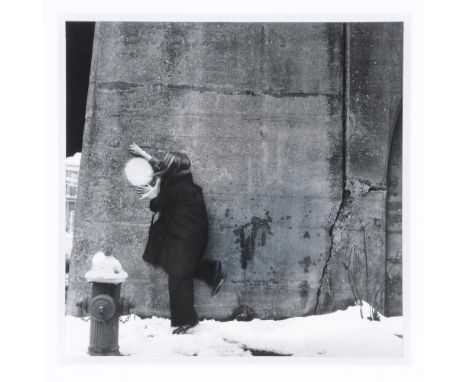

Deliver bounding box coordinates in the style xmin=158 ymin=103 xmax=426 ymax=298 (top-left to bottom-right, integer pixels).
xmin=67 ymin=22 xmax=403 ymax=319
xmin=385 ymin=106 xmax=402 ymax=316
xmin=315 ymin=23 xmax=403 ymax=316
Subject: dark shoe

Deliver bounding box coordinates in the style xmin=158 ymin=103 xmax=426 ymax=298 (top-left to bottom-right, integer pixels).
xmin=172 ymin=322 xmax=198 ymax=335
xmin=211 ymin=262 xmax=226 ymax=297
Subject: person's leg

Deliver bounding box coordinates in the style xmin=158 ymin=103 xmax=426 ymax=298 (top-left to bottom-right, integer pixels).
xmin=194 ymin=259 xmax=226 ymax=297
xmin=168 ymin=272 xmax=198 ymax=328
xmin=194 ymin=259 xmax=219 ymax=286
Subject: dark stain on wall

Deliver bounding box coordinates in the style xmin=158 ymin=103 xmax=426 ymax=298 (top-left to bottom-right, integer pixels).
xmin=325 ymin=23 xmax=342 ymax=67
xmin=163 ymin=23 xmax=189 ymax=77
xmin=298 ymin=256 xmax=312 ymax=273
xmin=234 ymin=214 xmax=273 ymax=270
xmin=299 ymin=280 xmax=310 ymax=309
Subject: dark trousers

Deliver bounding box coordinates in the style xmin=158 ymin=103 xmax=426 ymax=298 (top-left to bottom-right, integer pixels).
xmin=168 ymin=259 xmax=219 ymax=327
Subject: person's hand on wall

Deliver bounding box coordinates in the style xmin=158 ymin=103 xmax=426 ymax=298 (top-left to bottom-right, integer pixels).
xmin=137 ymin=184 xmax=157 ymax=199
xmin=137 ymin=178 xmax=161 ymax=200
xmin=129 ymin=143 xmax=151 ymax=161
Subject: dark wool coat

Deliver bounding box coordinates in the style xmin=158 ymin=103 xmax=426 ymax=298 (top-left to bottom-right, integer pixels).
xmin=142 ymin=173 xmax=209 ymax=276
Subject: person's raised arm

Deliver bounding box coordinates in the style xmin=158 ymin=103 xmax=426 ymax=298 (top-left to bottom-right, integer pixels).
xmin=129 ymin=142 xmax=162 ymax=172
xmin=129 ymin=143 xmax=152 ymax=162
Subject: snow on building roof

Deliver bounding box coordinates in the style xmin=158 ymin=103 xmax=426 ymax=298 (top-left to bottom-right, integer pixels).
xmin=66 ymin=152 xmax=82 ymax=168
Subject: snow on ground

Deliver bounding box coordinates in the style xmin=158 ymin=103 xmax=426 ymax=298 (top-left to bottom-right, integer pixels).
xmin=65 ymin=302 xmax=403 ymax=357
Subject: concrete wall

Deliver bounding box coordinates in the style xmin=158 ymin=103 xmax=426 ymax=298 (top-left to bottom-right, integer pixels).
xmin=385 ymin=106 xmax=403 ymax=316
xmin=67 ymin=22 xmax=403 ymax=319
xmin=315 ymin=23 xmax=403 ymax=316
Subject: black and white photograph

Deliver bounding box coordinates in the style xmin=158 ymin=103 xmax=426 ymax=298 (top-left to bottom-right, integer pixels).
xmin=18 ymin=0 xmax=468 ymax=381
xmin=14 ymin=0 xmax=468 ymax=380
xmin=64 ymin=20 xmax=404 ymax=358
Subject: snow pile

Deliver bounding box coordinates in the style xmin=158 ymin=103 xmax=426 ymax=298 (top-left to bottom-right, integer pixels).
xmin=65 ymin=302 xmax=403 ymax=357
xmin=84 ymin=252 xmax=128 ymax=284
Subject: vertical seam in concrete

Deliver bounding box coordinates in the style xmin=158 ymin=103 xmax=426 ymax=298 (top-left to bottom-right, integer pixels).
xmin=383 ymin=101 xmax=402 ymax=315
xmin=362 ymin=226 xmax=370 ymax=302
xmin=383 ymin=99 xmax=403 ymax=188
xmin=313 ymin=23 xmax=350 ymax=315
xmin=342 ymin=23 xmax=350 ymax=190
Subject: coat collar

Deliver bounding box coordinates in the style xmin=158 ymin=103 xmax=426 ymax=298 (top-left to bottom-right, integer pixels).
xmin=163 ymin=172 xmax=193 ymax=185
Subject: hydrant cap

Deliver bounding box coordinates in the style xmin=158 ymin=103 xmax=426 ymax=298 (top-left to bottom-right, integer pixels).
xmin=85 ymin=252 xmax=128 ymax=284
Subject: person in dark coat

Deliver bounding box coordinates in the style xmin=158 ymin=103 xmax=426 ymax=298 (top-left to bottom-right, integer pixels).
xmin=129 ymin=143 xmax=225 ymax=334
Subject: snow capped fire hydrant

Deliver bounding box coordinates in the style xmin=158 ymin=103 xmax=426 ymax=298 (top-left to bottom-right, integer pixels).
xmin=76 ymin=252 xmax=134 ymax=356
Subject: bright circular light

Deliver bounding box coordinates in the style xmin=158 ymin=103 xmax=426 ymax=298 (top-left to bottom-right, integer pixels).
xmin=124 ymin=157 xmax=154 ymax=186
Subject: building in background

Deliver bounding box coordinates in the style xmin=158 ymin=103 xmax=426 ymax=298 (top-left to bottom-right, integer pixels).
xmin=66 ymin=153 xmax=81 ymax=270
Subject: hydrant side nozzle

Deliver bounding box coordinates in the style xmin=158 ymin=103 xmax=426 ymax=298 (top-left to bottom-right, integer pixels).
xmin=88 ymin=294 xmax=116 ymax=321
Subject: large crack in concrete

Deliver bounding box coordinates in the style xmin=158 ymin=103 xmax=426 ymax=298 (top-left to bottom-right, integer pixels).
xmin=349 ymin=178 xmax=387 ymax=194
xmin=313 ymin=190 xmax=349 ymax=314
xmin=313 ymin=23 xmax=349 ymax=315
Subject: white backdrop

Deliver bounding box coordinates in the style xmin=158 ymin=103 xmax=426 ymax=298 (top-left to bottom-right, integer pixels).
xmin=3 ymin=0 xmax=452 ymax=381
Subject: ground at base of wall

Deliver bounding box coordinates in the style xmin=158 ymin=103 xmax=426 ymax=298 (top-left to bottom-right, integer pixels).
xmin=65 ymin=302 xmax=403 ymax=357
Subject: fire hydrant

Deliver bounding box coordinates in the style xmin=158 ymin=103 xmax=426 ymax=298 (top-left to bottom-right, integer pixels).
xmin=76 ymin=252 xmax=134 ymax=356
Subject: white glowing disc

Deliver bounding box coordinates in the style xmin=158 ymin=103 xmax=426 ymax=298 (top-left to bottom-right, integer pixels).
xmin=124 ymin=157 xmax=154 ymax=186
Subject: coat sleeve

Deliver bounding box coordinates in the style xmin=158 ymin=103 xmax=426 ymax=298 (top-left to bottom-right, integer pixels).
xmin=149 ymin=156 xmax=160 ymax=172
xmin=149 ymin=187 xmax=175 ymax=212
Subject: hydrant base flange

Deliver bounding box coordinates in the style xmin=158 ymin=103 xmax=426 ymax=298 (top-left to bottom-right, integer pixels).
xmin=88 ymin=347 xmax=122 ymax=356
